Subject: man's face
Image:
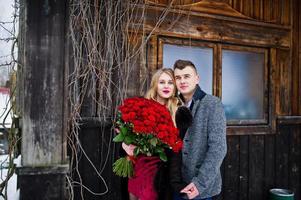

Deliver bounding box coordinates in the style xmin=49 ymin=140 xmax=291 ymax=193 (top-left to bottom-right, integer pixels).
xmin=174 ymin=66 xmax=199 ymax=96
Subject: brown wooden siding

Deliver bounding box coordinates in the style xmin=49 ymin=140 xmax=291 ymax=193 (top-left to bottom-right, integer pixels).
xmin=147 ymin=0 xmax=292 ymax=25
xmin=222 ymin=125 xmax=301 ymax=200
xmin=69 ymin=0 xmax=301 ymax=199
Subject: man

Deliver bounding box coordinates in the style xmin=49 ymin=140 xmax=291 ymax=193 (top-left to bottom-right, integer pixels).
xmin=173 ymin=59 xmax=227 ymax=200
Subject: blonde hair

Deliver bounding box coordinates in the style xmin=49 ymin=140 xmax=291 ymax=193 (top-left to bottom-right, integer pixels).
xmin=145 ymin=68 xmax=180 ymax=123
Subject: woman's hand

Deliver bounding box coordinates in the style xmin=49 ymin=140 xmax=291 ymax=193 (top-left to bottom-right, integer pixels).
xmin=122 ymin=142 xmax=136 ymax=156
xmin=115 ymin=128 xmax=136 ymax=156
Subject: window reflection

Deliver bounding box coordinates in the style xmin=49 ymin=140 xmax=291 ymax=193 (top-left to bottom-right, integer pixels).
xmin=163 ymin=44 xmax=213 ymax=94
xmin=222 ymin=50 xmax=264 ymax=120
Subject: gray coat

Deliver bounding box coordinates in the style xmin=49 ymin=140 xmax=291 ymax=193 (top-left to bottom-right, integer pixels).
xmin=181 ymin=86 xmax=227 ymax=199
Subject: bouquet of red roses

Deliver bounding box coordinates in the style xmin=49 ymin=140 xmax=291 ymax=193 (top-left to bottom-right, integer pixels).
xmin=113 ymin=97 xmax=183 ymax=177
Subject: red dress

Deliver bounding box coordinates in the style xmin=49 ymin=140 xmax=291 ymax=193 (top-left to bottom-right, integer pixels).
xmin=128 ymin=155 xmax=161 ymax=200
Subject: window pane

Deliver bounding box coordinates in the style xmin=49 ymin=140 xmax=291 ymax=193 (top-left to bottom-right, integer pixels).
xmin=163 ymin=44 xmax=213 ymax=94
xmin=222 ymin=50 xmax=264 ymax=120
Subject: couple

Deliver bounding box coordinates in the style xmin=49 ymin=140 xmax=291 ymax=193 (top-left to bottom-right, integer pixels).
xmin=122 ymin=59 xmax=227 ymax=200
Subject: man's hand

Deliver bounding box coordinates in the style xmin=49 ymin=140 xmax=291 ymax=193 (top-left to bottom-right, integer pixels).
xmin=121 ymin=142 xmax=136 ymax=156
xmin=180 ymin=182 xmax=199 ymax=199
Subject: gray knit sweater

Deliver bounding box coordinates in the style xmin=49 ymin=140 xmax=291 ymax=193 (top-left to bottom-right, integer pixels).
xmin=181 ymin=86 xmax=227 ymax=199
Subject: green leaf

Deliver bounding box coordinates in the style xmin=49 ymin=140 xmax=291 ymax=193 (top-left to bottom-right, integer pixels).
xmin=124 ymin=134 xmax=136 ymax=145
xmin=120 ymin=125 xmax=128 ymax=135
xmin=134 ymin=147 xmax=140 ymax=156
xmin=113 ymin=133 xmax=125 ymax=142
xmin=149 ymin=138 xmax=158 ymax=146
xmin=155 ymin=147 xmax=164 ymax=154
xmin=143 ymin=145 xmax=149 ymax=152
xmin=159 ymin=152 xmax=167 ymax=162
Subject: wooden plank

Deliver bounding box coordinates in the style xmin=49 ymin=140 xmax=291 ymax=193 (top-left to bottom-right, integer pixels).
xmin=239 ymin=135 xmax=249 ymax=200
xmin=226 ymin=126 xmax=271 ymax=136
xmin=249 ymin=135 xmax=265 ymax=200
xmin=259 ymin=0 xmax=264 ymax=20
xmin=242 ymin=0 xmax=251 ymax=17
xmin=263 ymin=134 xmax=276 ymax=200
xmin=289 ymin=125 xmax=301 ymax=200
xmin=277 ymin=116 xmax=301 ymax=125
xmin=253 ymin=0 xmax=261 ymax=20
xmin=132 ymin=5 xmax=291 ymax=48
xmin=273 ymin=0 xmax=280 ymax=24
xmin=299 ymin=0 xmax=301 ymax=115
xmin=277 ymin=49 xmax=291 ymax=115
xmin=270 ymin=48 xmax=278 ymax=132
xmin=223 ymin=136 xmax=240 ymax=200
xmin=275 ymin=126 xmax=290 ymax=187
xmin=292 ymin=0 xmax=300 ymax=114
xmin=126 ymin=33 xmax=143 ymax=97
xmin=215 ymin=44 xmax=222 ymax=97
xmin=22 ymin=0 xmax=66 ymax=165
xmin=76 ymin=126 xmax=102 ymax=200
xmin=281 ymin=0 xmax=291 ymax=26
xmin=170 ymin=0 xmax=251 ymax=19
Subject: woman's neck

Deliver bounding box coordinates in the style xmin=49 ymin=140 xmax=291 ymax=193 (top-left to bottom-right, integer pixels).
xmin=156 ymin=96 xmax=167 ymax=106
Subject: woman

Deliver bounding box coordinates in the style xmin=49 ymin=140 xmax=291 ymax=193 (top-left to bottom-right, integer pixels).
xmin=121 ymin=68 xmax=178 ymax=200
xmin=121 ymin=68 xmax=192 ymax=200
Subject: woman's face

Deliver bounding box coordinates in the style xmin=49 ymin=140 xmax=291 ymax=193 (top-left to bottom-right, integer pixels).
xmin=157 ymin=72 xmax=175 ymax=99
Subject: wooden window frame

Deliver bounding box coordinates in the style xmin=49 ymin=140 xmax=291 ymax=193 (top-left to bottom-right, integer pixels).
xmin=221 ymin=45 xmax=269 ymax=126
xmin=158 ymin=37 xmax=218 ymax=96
xmin=157 ymin=36 xmax=272 ymax=135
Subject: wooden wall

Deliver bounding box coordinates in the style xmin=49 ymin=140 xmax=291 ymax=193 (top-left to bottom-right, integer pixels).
xmin=130 ymin=1 xmax=301 ymax=200
xmin=149 ymin=0 xmax=291 ymax=25
xmin=69 ymin=0 xmax=301 ymax=199
xmin=222 ymin=123 xmax=301 ymax=200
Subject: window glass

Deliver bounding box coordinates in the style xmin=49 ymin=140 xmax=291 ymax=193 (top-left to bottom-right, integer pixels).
xmin=222 ymin=50 xmax=265 ymax=120
xmin=163 ymin=44 xmax=213 ymax=94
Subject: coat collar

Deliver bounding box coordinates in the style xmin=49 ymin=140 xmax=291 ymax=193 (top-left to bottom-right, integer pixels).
xmin=192 ymin=85 xmax=206 ymax=102
xmin=179 ymin=85 xmax=206 ymax=111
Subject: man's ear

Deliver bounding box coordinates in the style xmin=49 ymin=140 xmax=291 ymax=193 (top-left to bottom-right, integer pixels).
xmin=196 ymin=74 xmax=200 ymax=83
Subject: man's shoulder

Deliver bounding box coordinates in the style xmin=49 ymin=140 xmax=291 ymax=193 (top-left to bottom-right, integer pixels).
xmin=201 ymin=94 xmax=222 ymax=105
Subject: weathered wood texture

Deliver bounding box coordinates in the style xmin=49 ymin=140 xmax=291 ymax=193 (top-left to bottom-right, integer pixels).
xmin=17 ymin=0 xmax=69 ymax=199
xmin=22 ymin=0 xmax=67 ymax=166
xmin=71 ymin=120 xmax=123 ymax=200
xmin=68 ymin=0 xmax=301 ymax=199
xmin=292 ymin=0 xmax=301 ymax=115
xmin=139 ymin=0 xmax=299 ymax=135
xmin=222 ymin=126 xmax=301 ymax=200
xmin=134 ymin=5 xmax=290 ymax=48
xmin=147 ymin=0 xmax=291 ymax=25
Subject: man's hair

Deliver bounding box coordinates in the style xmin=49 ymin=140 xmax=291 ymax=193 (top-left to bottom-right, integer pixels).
xmin=173 ymin=59 xmax=197 ymax=73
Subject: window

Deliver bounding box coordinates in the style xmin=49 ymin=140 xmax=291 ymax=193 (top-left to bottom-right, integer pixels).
xmin=162 ymin=44 xmax=213 ymax=94
xmin=158 ymin=37 xmax=269 ymax=128
xmin=222 ymin=46 xmax=268 ymax=125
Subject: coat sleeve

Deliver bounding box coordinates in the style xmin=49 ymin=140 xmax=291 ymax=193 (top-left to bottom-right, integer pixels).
xmin=168 ymin=151 xmax=187 ymax=193
xmin=169 ymin=106 xmax=192 ymax=193
xmin=192 ymin=99 xmax=227 ymax=195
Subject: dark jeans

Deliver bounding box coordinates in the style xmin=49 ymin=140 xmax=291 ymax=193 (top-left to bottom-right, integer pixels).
xmin=173 ymin=193 xmax=213 ymax=200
